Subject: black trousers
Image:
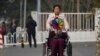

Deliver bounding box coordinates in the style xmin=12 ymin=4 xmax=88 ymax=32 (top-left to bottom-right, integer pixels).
xmin=28 ymin=32 xmax=36 ymax=46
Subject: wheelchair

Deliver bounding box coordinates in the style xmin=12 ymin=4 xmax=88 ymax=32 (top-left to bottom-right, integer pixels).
xmin=42 ymin=33 xmax=72 ymax=56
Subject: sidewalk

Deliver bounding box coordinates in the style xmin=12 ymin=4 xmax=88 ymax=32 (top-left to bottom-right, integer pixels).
xmin=3 ymin=42 xmax=96 ymax=56
xmin=0 ymin=49 xmax=3 ymax=56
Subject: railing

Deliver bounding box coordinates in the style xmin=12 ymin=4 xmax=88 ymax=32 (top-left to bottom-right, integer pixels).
xmin=4 ymin=27 xmax=28 ymax=46
xmin=4 ymin=13 xmax=95 ymax=47
xmin=40 ymin=13 xmax=94 ymax=31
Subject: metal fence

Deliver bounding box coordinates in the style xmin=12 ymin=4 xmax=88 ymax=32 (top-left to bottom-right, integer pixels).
xmin=4 ymin=13 xmax=95 ymax=47
xmin=40 ymin=13 xmax=94 ymax=31
xmin=4 ymin=27 xmax=28 ymax=46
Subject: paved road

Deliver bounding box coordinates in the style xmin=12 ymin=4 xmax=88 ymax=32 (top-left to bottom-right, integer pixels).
xmin=0 ymin=42 xmax=96 ymax=56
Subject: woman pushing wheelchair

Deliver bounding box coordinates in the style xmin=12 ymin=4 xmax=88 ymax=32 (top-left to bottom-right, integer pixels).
xmin=46 ymin=4 xmax=70 ymax=56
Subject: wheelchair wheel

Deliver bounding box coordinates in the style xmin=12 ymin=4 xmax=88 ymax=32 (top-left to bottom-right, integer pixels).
xmin=47 ymin=48 xmax=50 ymax=56
xmin=67 ymin=42 xmax=72 ymax=56
xmin=43 ymin=43 xmax=50 ymax=56
xmin=43 ymin=43 xmax=46 ymax=56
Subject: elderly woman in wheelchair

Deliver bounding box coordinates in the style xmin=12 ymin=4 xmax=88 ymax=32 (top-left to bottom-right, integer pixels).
xmin=44 ymin=4 xmax=70 ymax=56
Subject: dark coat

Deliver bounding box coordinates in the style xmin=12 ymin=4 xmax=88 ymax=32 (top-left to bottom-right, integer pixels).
xmin=10 ymin=21 xmax=17 ymax=34
xmin=26 ymin=16 xmax=37 ymax=33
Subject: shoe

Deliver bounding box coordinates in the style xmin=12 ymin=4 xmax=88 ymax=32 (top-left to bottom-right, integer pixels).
xmin=34 ymin=44 xmax=37 ymax=48
xmin=29 ymin=44 xmax=32 ymax=48
xmin=13 ymin=45 xmax=16 ymax=47
xmin=21 ymin=43 xmax=24 ymax=48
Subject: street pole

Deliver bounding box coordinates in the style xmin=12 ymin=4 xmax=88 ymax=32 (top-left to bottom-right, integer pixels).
xmin=77 ymin=0 xmax=80 ymax=13
xmin=24 ymin=0 xmax=27 ymax=29
xmin=37 ymin=0 xmax=41 ymax=31
xmin=37 ymin=0 xmax=40 ymax=13
xmin=77 ymin=0 xmax=80 ymax=31
xmin=20 ymin=0 xmax=23 ymax=27
xmin=37 ymin=0 xmax=43 ymax=42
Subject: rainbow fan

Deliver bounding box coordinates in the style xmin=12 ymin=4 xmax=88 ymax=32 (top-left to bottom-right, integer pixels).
xmin=51 ymin=18 xmax=64 ymax=30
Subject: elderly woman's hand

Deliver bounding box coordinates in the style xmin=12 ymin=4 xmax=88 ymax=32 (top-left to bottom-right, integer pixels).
xmin=54 ymin=29 xmax=62 ymax=34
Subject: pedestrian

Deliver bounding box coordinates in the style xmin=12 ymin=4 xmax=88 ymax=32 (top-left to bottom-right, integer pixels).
xmin=10 ymin=18 xmax=18 ymax=47
xmin=2 ymin=21 xmax=7 ymax=44
xmin=0 ymin=23 xmax=3 ymax=41
xmin=26 ymin=15 xmax=37 ymax=48
xmin=46 ymin=4 xmax=69 ymax=56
